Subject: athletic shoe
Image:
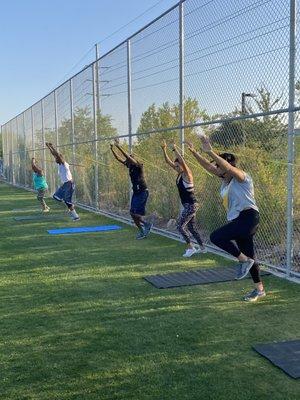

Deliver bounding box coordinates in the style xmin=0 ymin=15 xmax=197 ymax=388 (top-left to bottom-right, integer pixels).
xmin=43 ymin=206 xmax=50 ymax=213
xmin=195 ymin=245 xmax=207 ymax=254
xmin=183 ymin=247 xmax=197 ymax=257
xmin=69 ymin=210 xmax=80 ymax=221
xmin=143 ymin=222 xmax=153 ymax=237
xmin=235 ymin=259 xmax=255 ymax=280
xmin=136 ymin=230 xmax=146 ymax=240
xmin=243 ymin=288 xmax=266 ymax=302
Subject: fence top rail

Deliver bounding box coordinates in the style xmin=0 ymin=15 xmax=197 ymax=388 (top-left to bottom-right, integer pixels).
xmin=1 ymin=0 xmax=185 ymax=129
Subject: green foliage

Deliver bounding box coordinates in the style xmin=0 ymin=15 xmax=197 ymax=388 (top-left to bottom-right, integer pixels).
xmin=211 ymin=87 xmax=287 ymax=152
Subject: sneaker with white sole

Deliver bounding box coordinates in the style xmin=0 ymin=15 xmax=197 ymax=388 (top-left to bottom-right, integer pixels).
xmin=183 ymin=247 xmax=197 ymax=257
xmin=69 ymin=210 xmax=80 ymax=221
xmin=243 ymin=288 xmax=266 ymax=302
xmin=195 ymin=245 xmax=207 ymax=254
xmin=236 ymin=259 xmax=255 ymax=280
xmin=143 ymin=222 xmax=153 ymax=238
xmin=136 ymin=230 xmax=146 ymax=240
xmin=43 ymin=206 xmax=50 ymax=213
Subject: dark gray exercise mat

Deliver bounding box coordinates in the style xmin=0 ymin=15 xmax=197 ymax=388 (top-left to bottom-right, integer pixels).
xmin=14 ymin=215 xmax=65 ymax=221
xmin=253 ymin=340 xmax=300 ymax=379
xmin=144 ymin=266 xmax=270 ymax=289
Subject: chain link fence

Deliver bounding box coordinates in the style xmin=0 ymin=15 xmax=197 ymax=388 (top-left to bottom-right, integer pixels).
xmin=1 ymin=0 xmax=300 ymax=279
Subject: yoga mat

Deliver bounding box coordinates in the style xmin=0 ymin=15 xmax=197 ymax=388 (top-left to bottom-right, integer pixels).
xmin=253 ymin=340 xmax=300 ymax=379
xmin=144 ymin=266 xmax=270 ymax=289
xmin=48 ymin=225 xmax=122 ymax=235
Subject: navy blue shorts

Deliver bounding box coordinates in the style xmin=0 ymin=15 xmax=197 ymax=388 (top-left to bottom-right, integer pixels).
xmin=130 ymin=190 xmax=149 ymax=216
xmin=53 ymin=181 xmax=75 ymax=207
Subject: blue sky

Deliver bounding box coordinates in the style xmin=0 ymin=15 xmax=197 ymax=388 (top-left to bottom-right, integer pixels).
xmin=1 ymin=0 xmax=293 ymax=130
xmin=0 ymin=0 xmax=176 ymax=125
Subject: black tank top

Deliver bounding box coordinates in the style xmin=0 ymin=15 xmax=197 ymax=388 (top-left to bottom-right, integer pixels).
xmin=176 ymin=174 xmax=196 ymax=205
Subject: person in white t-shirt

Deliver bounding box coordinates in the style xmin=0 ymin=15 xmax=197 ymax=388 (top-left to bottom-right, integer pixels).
xmin=186 ymin=135 xmax=265 ymax=302
xmin=45 ymin=142 xmax=80 ymax=221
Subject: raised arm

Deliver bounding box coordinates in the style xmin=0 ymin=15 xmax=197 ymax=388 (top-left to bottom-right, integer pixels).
xmin=45 ymin=142 xmax=64 ymax=164
xmin=172 ymin=143 xmax=193 ymax=182
xmin=31 ymin=158 xmax=43 ymax=175
xmin=161 ymin=140 xmax=176 ymax=170
xmin=185 ymin=140 xmax=219 ymax=176
xmin=113 ymin=139 xmax=138 ymax=165
xmin=200 ymin=135 xmax=245 ymax=182
xmin=110 ymin=144 xmax=126 ymax=164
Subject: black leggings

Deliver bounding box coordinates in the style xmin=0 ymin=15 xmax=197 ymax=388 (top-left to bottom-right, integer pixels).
xmin=210 ymin=209 xmax=261 ymax=283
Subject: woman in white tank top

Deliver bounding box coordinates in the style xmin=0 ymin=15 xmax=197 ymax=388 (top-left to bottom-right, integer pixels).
xmin=186 ymin=135 xmax=265 ymax=303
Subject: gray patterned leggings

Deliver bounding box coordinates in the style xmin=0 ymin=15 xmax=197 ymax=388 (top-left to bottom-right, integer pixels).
xmin=177 ymin=203 xmax=203 ymax=246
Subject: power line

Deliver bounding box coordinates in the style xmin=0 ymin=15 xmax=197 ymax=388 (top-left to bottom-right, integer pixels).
xmin=96 ymin=0 xmax=168 ymax=46
xmin=50 ymin=0 xmax=170 ymax=93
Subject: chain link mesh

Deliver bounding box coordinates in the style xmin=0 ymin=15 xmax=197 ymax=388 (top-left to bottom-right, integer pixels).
xmin=1 ymin=0 xmax=299 ymax=278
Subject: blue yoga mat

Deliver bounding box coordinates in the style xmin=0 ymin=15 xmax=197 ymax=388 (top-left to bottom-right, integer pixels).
xmin=48 ymin=225 xmax=122 ymax=235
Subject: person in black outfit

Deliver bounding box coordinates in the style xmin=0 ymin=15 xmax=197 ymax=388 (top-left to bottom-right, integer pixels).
xmin=161 ymin=140 xmax=206 ymax=257
xmin=110 ymin=139 xmax=152 ymax=239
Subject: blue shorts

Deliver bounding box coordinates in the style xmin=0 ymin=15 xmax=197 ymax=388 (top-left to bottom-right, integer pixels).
xmin=53 ymin=181 xmax=75 ymax=207
xmin=130 ymin=190 xmax=149 ymax=216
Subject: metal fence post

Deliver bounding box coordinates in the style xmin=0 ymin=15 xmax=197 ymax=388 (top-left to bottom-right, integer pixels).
xmin=31 ymin=107 xmax=35 ymax=159
xmin=53 ymin=90 xmax=59 ymax=192
xmin=70 ymin=79 xmax=76 ymax=199
xmin=95 ymin=44 xmax=101 ymax=115
xmin=54 ymin=90 xmax=59 ymax=147
xmin=286 ymin=0 xmax=296 ymax=277
xmin=127 ymin=39 xmax=133 ymax=205
xmin=179 ymin=0 xmax=185 ymax=153
xmin=92 ymin=61 xmax=99 ymax=209
xmin=41 ymin=99 xmax=46 ymax=175
xmin=22 ymin=113 xmax=26 ymax=186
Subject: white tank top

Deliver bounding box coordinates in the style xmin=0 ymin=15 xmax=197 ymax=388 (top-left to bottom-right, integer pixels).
xmin=58 ymin=162 xmax=72 ymax=183
xmin=220 ymin=173 xmax=259 ymax=221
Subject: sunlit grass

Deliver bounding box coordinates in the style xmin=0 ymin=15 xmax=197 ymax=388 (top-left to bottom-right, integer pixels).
xmin=0 ymin=182 xmax=299 ymax=400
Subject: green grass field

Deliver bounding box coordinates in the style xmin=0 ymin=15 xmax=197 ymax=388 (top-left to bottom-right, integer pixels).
xmin=0 ymin=182 xmax=299 ymax=400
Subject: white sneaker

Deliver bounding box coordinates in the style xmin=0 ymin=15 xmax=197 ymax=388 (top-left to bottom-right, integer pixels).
xmin=183 ymin=248 xmax=197 ymax=258
xmin=43 ymin=206 xmax=50 ymax=213
xmin=69 ymin=210 xmax=80 ymax=221
xmin=195 ymin=245 xmax=207 ymax=254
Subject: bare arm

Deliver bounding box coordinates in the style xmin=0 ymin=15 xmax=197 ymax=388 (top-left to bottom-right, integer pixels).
xmin=200 ymin=136 xmax=245 ymax=182
xmin=172 ymin=143 xmax=193 ymax=183
xmin=45 ymin=142 xmax=64 ymax=163
xmin=186 ymin=141 xmax=219 ymax=176
xmin=114 ymin=139 xmax=138 ymax=165
xmin=161 ymin=140 xmax=176 ymax=170
xmin=31 ymin=158 xmax=43 ymax=175
xmin=110 ymin=144 xmax=126 ymax=164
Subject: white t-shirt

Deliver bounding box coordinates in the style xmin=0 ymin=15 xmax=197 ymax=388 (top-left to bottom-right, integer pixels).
xmin=58 ymin=162 xmax=72 ymax=183
xmin=220 ymin=173 xmax=259 ymax=221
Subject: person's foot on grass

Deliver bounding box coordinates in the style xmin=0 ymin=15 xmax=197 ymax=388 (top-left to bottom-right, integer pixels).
xmin=183 ymin=247 xmax=197 ymax=257
xmin=195 ymin=245 xmax=207 ymax=254
xmin=143 ymin=222 xmax=153 ymax=237
xmin=243 ymin=288 xmax=266 ymax=302
xmin=136 ymin=230 xmax=146 ymax=240
xmin=69 ymin=210 xmax=80 ymax=221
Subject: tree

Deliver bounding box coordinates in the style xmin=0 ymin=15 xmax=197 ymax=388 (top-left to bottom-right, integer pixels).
xmin=210 ymin=86 xmax=287 ymax=152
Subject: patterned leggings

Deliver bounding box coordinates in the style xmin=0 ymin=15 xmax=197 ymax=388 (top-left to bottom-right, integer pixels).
xmin=177 ymin=203 xmax=203 ymax=246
